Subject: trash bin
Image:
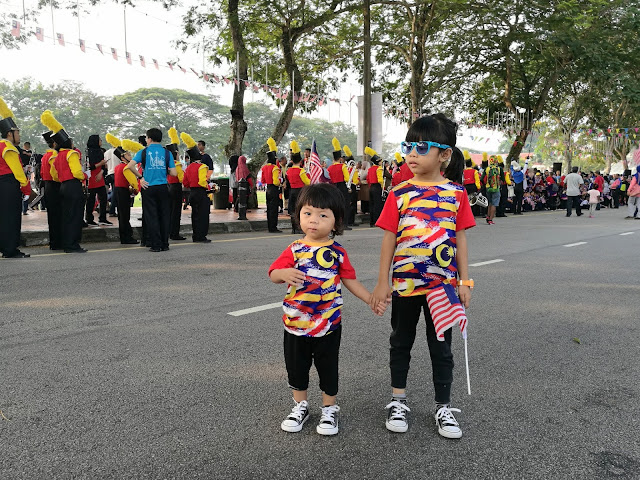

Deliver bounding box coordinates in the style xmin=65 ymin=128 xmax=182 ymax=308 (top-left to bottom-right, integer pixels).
xmin=213 ymin=177 xmax=230 ymax=210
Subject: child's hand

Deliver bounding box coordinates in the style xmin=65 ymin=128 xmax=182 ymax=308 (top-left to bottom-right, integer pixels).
xmin=370 ymin=284 xmax=392 ymax=314
xmin=371 ymin=297 xmax=391 ymax=316
xmin=275 ymin=268 xmax=306 ymax=287
xmin=458 ymin=285 xmax=471 ymax=308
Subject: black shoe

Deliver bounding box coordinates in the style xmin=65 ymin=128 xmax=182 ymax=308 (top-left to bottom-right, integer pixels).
xmin=161 ymin=246 xmax=170 ymax=251
xmin=577 ymin=213 xmax=583 ymax=216
xmin=566 ymin=214 xmax=571 ymax=217
xmin=149 ymin=247 xmax=162 ymax=252
xmin=98 ymin=220 xmax=113 ymax=226
xmin=2 ymin=250 xmax=30 ymax=258
xmin=64 ymin=248 xmax=87 ymax=254
xmin=496 ymin=214 xmax=507 ymax=217
xmin=121 ymin=239 xmax=139 ymax=245
xmin=108 ymin=214 xmax=118 ymax=218
xmin=193 ymin=238 xmax=212 ymax=243
xmin=269 ymin=229 xmax=283 ymax=233
xmin=49 ymin=246 xmax=63 ymax=251
xmin=86 ymin=220 xmax=98 ymax=227
xmin=170 ymin=236 xmax=187 ymax=241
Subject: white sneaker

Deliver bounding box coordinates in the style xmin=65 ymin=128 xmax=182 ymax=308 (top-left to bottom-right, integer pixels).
xmin=281 ymin=400 xmax=309 ymax=433
xmin=385 ymin=400 xmax=410 ymax=433
xmin=435 ymin=405 xmax=462 ymax=439
xmin=316 ymin=405 xmax=340 ymax=435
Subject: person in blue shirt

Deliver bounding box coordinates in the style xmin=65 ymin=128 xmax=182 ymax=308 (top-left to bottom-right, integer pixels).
xmin=127 ymin=128 xmax=176 ymax=252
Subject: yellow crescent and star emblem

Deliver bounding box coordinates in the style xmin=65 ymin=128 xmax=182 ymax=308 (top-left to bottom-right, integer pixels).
xmin=315 ymin=247 xmax=338 ymax=268
xmin=435 ymin=244 xmax=454 ymax=268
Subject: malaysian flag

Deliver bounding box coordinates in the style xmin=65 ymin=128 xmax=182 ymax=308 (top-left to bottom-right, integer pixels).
xmin=36 ymin=27 xmax=44 ymax=41
xmin=79 ymin=39 xmax=85 ymax=52
xmin=152 ymin=58 xmax=159 ymax=69
xmin=57 ymin=33 xmax=65 ymax=46
xmin=111 ymin=48 xmax=118 ymax=60
xmin=126 ymin=52 xmax=132 ymax=65
xmin=179 ymin=65 xmax=186 ymax=73
xmin=426 ymin=283 xmax=468 ymax=341
xmin=96 ymin=43 xmax=103 ymax=54
xmin=308 ymin=140 xmax=324 ymax=184
xmin=139 ymin=55 xmax=146 ymax=68
xmin=11 ymin=20 xmax=20 ymax=38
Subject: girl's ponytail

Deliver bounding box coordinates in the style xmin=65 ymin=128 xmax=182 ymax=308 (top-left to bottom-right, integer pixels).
xmin=444 ymin=147 xmax=464 ymax=184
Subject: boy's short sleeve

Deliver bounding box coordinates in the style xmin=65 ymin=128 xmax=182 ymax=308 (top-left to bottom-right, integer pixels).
xmin=338 ymin=248 xmax=356 ymax=280
xmin=133 ymin=149 xmax=143 ymax=164
xmin=456 ymin=189 xmax=476 ymax=231
xmin=375 ymin=191 xmax=399 ymax=233
xmin=268 ymin=246 xmax=295 ymax=276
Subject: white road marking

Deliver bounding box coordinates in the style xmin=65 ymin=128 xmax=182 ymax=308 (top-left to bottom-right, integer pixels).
xmin=619 ymin=232 xmax=634 ymax=236
xmin=469 ymin=259 xmax=504 ymax=267
xmin=563 ymin=242 xmax=587 ymax=247
xmin=228 ymin=302 xmax=282 ymax=316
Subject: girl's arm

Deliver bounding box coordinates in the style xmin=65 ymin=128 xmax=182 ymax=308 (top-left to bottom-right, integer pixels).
xmin=456 ymin=229 xmax=472 ymax=308
xmin=269 ymin=268 xmax=306 ymax=287
xmin=372 ymin=230 xmax=396 ymax=307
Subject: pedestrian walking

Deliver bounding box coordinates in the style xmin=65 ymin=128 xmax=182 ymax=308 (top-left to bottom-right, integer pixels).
xmin=372 ymin=113 xmax=475 ymax=438
xmin=564 ymin=166 xmax=584 ymax=217
xmin=269 ymin=183 xmax=387 ymax=436
xmin=483 ymin=155 xmax=501 ymax=224
xmin=626 ymin=166 xmax=640 ymax=219
xmin=587 ymin=185 xmax=600 ymax=218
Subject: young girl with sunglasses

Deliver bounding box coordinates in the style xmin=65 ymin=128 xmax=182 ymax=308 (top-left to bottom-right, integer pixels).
xmin=372 ymin=113 xmax=476 ymax=438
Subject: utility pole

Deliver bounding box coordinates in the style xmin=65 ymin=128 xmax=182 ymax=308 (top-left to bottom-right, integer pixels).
xmin=363 ymin=0 xmax=372 ymax=154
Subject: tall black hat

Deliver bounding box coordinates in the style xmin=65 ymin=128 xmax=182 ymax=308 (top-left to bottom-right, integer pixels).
xmin=180 ymin=132 xmax=201 ymax=161
xmin=40 ymin=111 xmax=71 ymax=149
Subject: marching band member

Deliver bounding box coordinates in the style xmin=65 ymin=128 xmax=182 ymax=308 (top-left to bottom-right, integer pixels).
xmin=85 ymin=135 xmax=111 ymax=227
xmin=166 ymin=127 xmax=186 ymax=241
xmin=41 ymin=110 xmax=87 ymax=253
xmin=286 ymin=140 xmax=310 ymax=234
xmin=0 ymin=97 xmax=30 ymax=258
xmin=181 ymin=132 xmax=211 ymax=243
xmin=114 ymin=139 xmax=141 ymax=244
xmin=343 ymin=145 xmax=359 ymax=227
xmin=366 ymin=146 xmax=385 ymax=227
xmin=41 ymin=129 xmax=62 ymax=250
xmin=261 ymin=137 xmax=282 ymax=233
xmin=391 ymin=152 xmax=414 ymax=186
xmin=328 ymin=137 xmax=352 ymax=230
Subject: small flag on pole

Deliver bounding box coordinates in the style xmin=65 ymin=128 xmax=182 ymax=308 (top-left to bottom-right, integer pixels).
xmin=152 ymin=58 xmax=159 ymax=69
xmin=126 ymin=52 xmax=132 ymax=65
xmin=96 ymin=43 xmax=103 ymax=54
xmin=35 ymin=27 xmax=44 ymax=42
xmin=139 ymin=55 xmax=146 ymax=68
xmin=308 ymin=140 xmax=324 ymax=184
xmin=57 ymin=33 xmax=65 ymax=46
xmin=11 ymin=20 xmax=21 ymax=38
xmin=179 ymin=65 xmax=186 ymax=73
xmin=167 ymin=62 xmax=174 ymax=71
xmin=79 ymin=39 xmax=85 ymax=52
xmin=426 ymin=283 xmax=468 ymax=341
xmin=190 ymin=67 xmax=198 ymax=76
xmin=111 ymin=48 xmax=118 ymax=61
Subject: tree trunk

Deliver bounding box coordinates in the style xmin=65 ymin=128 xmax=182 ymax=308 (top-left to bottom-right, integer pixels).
xmin=224 ymin=0 xmax=248 ymax=160
xmin=506 ymin=113 xmax=532 ymax=164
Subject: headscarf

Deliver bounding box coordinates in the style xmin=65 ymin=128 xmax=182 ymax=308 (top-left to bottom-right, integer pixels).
xmin=236 ymin=155 xmax=250 ymax=181
xmin=229 ymin=155 xmax=239 ymax=174
xmin=87 ymin=134 xmax=100 ymax=149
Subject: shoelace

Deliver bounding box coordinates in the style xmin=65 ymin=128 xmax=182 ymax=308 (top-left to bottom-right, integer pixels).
xmin=287 ymin=401 xmax=308 ymax=422
xmin=385 ymin=400 xmax=410 ymax=420
xmin=318 ymin=405 xmax=340 ymax=424
xmin=435 ymin=406 xmax=461 ymax=426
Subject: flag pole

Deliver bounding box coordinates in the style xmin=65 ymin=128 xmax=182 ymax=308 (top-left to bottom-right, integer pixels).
xmin=464 ymin=336 xmax=471 ymax=395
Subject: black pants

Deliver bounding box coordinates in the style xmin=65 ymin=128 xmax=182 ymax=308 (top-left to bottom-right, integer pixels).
xmin=369 ymin=183 xmax=383 ymax=226
xmin=60 ymin=179 xmax=84 ymax=251
xmin=106 ymin=174 xmax=117 ymax=215
xmin=335 ymin=182 xmax=350 ymax=226
xmin=566 ymin=195 xmax=582 ymax=216
xmin=0 ymin=174 xmax=22 ymax=256
xmin=348 ymin=186 xmax=358 ymax=225
xmin=115 ymin=187 xmax=134 ymax=242
xmin=289 ymin=187 xmax=302 ymax=231
xmin=514 ymin=183 xmax=524 ymax=214
xmin=612 ymin=189 xmax=620 ymax=208
xmin=44 ymin=180 xmax=62 ymax=249
xmin=266 ymin=184 xmax=280 ymax=231
xmin=168 ymin=182 xmax=182 ymax=238
xmin=85 ymin=185 xmax=107 ymax=223
xmin=390 ymin=295 xmax=454 ymax=404
xmin=142 ymin=184 xmax=170 ymax=249
xmin=284 ymin=326 xmax=341 ymax=397
xmin=189 ymin=187 xmax=210 ymax=241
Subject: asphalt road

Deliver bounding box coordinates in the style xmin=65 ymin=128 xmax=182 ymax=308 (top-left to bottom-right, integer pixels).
xmin=1 ymin=209 xmax=639 ymax=479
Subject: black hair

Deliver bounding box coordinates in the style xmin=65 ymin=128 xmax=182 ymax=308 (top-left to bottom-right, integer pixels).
xmin=295 ymin=184 xmax=345 ymax=236
xmin=198 ymin=140 xmax=206 ymax=147
xmin=146 ymin=128 xmax=162 ymax=143
xmin=87 ymin=134 xmax=100 ymax=149
xmin=572 ymin=166 xmax=579 ymax=173
xmin=138 ymin=135 xmax=147 ymax=146
xmin=405 ymin=113 xmax=464 ymax=184
xmin=465 ymin=159 xmax=472 ymax=168
xmin=304 ymin=148 xmax=311 ymax=152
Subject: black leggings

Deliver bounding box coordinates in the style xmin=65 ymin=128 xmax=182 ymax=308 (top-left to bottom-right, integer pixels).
xmin=85 ymin=186 xmax=107 ymax=222
xmin=390 ymin=295 xmax=454 ymax=404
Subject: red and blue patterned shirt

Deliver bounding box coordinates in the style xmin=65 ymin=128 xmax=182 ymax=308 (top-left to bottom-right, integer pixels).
xmin=269 ymin=239 xmax=356 ymax=337
xmin=376 ymin=179 xmax=475 ymax=297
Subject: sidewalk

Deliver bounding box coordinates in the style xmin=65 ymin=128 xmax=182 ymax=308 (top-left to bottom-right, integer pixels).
xmin=19 ymin=206 xmax=370 ymax=246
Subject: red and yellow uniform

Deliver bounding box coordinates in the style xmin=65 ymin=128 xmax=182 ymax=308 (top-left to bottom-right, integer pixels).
xmin=328 ymin=162 xmax=349 ymax=184
xmin=463 ymin=167 xmax=481 ymax=190
xmin=40 ymin=149 xmax=58 ymax=182
xmin=367 ymin=164 xmax=384 ymax=185
xmin=261 ymin=163 xmax=281 ymax=186
xmin=392 ymin=162 xmax=414 ymax=186
xmin=54 ymin=148 xmax=85 ymax=182
xmin=0 ymin=139 xmax=29 ymax=189
xmin=183 ymin=161 xmax=210 ymax=242
xmin=115 ymin=162 xmax=139 ymax=193
xmin=182 ymin=162 xmax=208 ymax=189
xmin=167 ymin=161 xmax=184 ymax=184
xmin=286 ymin=165 xmax=310 ymax=188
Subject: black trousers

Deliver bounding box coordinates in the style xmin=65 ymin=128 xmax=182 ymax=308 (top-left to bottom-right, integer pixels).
xmin=189 ymin=187 xmax=210 ymax=241
xmin=106 ymin=174 xmax=117 ymax=215
xmin=115 ymin=187 xmax=134 ymax=242
xmin=142 ymin=184 xmax=170 ymax=249
xmin=566 ymin=195 xmax=582 ymax=216
xmin=289 ymin=187 xmax=302 ymax=230
xmin=85 ymin=185 xmax=107 ymax=222
xmin=335 ymin=182 xmax=350 ymax=226
xmin=513 ymin=183 xmax=524 ymax=214
xmin=44 ymin=180 xmax=62 ymax=249
xmin=60 ymin=179 xmax=84 ymax=251
xmin=168 ymin=182 xmax=182 ymax=238
xmin=0 ymin=174 xmax=22 ymax=256
xmin=348 ymin=186 xmax=358 ymax=225
xmin=390 ymin=295 xmax=454 ymax=404
xmin=612 ymin=189 xmax=620 ymax=208
xmin=284 ymin=326 xmax=341 ymax=397
xmin=266 ymin=184 xmax=280 ymax=231
xmin=369 ymin=183 xmax=383 ymax=226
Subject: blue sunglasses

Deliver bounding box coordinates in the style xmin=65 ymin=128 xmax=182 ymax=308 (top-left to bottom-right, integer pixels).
xmin=400 ymin=141 xmax=451 ymax=156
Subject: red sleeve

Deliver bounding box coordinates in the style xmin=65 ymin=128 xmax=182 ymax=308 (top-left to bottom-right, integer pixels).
xmin=268 ymin=245 xmax=295 ymax=276
xmin=375 ymin=190 xmax=400 ymax=233
xmin=337 ymin=247 xmax=356 ymax=280
xmin=456 ymin=188 xmax=476 ymax=231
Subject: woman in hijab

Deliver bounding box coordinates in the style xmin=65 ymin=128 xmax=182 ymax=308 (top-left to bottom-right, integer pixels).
xmin=235 ymin=155 xmax=254 ymax=219
xmin=229 ymin=154 xmax=239 ymax=211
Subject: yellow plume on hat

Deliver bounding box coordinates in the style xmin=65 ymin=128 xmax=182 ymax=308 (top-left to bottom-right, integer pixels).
xmin=497 ymin=155 xmax=503 ymax=163
xmin=0 ymin=97 xmax=15 ymax=120
xmin=394 ymin=152 xmax=403 ymax=164
xmin=482 ymin=152 xmax=488 ymax=162
xmin=343 ymin=145 xmax=353 ymax=158
xmin=40 ymin=111 xmax=64 ymax=134
xmin=290 ymin=140 xmax=300 ymax=155
xmin=332 ymin=137 xmax=341 ymax=152
xmin=364 ymin=146 xmax=378 ymax=157
xmin=122 ymin=139 xmax=144 ymax=153
xmin=267 ymin=137 xmax=277 ymax=152
xmin=180 ymin=132 xmax=196 ymax=149
xmin=105 ymin=133 xmax=121 ymax=148
xmin=463 ymin=150 xmax=471 ymax=160
xmin=168 ymin=127 xmax=179 ymax=145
